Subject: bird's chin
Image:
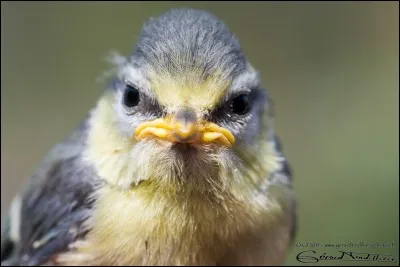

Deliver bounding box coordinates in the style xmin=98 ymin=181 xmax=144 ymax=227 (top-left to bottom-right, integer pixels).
xmin=128 ymin=139 xmax=238 ymax=194
xmin=150 ymin=138 xmax=220 ymax=154
xmin=170 ymin=143 xmax=203 ymax=153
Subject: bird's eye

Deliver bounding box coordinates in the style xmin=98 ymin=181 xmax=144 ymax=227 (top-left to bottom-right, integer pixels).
xmin=230 ymin=93 xmax=251 ymax=115
xmin=123 ymin=84 xmax=140 ymax=108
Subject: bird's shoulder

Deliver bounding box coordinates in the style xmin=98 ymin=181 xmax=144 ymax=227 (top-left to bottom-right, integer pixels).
xmin=1 ymin=119 xmax=100 ymax=266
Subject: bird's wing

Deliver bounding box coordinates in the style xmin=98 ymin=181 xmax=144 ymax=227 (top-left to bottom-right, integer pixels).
xmin=1 ymin=120 xmax=99 ymax=266
xmin=1 ymin=216 xmax=16 ymax=266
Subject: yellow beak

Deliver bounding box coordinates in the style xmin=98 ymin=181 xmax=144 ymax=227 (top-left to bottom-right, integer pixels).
xmin=134 ymin=111 xmax=235 ymax=147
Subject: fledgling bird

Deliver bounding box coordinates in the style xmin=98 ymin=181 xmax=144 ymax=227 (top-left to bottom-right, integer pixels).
xmin=1 ymin=8 xmax=297 ymax=266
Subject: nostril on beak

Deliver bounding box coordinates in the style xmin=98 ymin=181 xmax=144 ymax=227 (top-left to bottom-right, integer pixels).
xmin=171 ymin=107 xmax=199 ymax=143
xmin=173 ymin=107 xmax=198 ymax=125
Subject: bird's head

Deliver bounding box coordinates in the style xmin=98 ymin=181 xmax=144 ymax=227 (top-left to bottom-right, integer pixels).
xmin=85 ymin=9 xmax=287 ymax=201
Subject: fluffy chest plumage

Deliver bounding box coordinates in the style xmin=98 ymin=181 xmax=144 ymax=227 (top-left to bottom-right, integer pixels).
xmin=55 ymin=183 xmax=291 ymax=266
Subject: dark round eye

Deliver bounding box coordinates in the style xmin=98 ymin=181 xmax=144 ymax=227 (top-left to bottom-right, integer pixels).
xmin=230 ymin=94 xmax=251 ymax=115
xmin=123 ymin=85 xmax=140 ymax=108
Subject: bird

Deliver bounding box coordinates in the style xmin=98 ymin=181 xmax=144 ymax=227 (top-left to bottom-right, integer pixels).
xmin=1 ymin=8 xmax=297 ymax=266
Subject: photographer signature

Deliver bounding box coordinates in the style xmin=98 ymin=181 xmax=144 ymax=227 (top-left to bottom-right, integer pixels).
xmin=296 ymin=250 xmax=398 ymax=263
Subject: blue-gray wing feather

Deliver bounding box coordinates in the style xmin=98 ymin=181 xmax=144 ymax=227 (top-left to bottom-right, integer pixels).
xmin=1 ymin=120 xmax=99 ymax=266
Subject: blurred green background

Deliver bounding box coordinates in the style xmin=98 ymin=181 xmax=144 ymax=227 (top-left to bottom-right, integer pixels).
xmin=1 ymin=1 xmax=398 ymax=266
